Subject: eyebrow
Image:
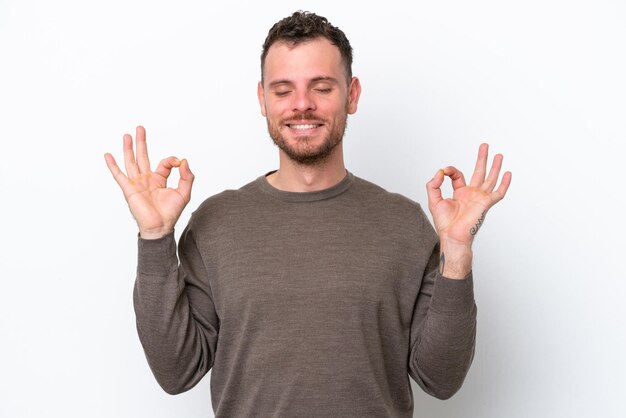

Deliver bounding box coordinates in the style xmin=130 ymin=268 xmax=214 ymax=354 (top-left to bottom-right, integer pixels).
xmin=309 ymin=76 xmax=339 ymax=84
xmin=267 ymin=76 xmax=339 ymax=88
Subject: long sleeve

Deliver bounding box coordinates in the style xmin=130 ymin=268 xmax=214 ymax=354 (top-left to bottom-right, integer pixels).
xmin=130 ymin=174 xmax=479 ymax=416
xmin=408 ymin=242 xmax=477 ymax=400
xmin=133 ymin=226 xmax=219 ymax=395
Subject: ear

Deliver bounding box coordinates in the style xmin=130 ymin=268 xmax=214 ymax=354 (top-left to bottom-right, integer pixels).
xmin=346 ymin=77 xmax=362 ymax=115
xmin=257 ymin=81 xmax=267 ymax=117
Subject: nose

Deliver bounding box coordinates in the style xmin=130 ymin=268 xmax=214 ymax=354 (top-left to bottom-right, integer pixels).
xmin=292 ymin=89 xmax=316 ymax=113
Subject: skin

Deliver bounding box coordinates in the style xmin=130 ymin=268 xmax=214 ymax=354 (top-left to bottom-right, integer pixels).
xmin=104 ymin=36 xmax=512 ymax=279
xmin=257 ymin=38 xmax=361 ymax=192
xmin=104 ymin=127 xmax=194 ymax=240
xmin=426 ymin=144 xmax=512 ymax=278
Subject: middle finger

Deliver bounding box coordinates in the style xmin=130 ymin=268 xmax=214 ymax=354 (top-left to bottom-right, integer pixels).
xmin=469 ymin=143 xmax=489 ymax=187
xmin=123 ymin=133 xmax=139 ymax=178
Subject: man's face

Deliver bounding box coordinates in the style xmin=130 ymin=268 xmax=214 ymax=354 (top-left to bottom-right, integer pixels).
xmin=258 ymin=37 xmax=361 ymax=165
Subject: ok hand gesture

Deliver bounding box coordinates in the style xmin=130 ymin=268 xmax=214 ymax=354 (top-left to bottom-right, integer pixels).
xmin=104 ymin=126 xmax=194 ymax=239
xmin=426 ymin=144 xmax=511 ymax=278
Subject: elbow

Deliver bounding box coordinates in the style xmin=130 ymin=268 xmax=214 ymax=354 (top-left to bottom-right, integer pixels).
xmin=429 ymin=382 xmax=463 ymax=400
xmin=155 ymin=375 xmax=188 ymax=395
xmin=416 ymin=372 xmax=466 ymax=400
xmin=149 ymin=348 xmax=214 ymax=395
xmin=409 ymin=359 xmax=470 ymax=400
xmin=161 ymin=385 xmax=189 ymax=396
xmin=139 ymin=327 xmax=217 ymax=396
xmin=426 ymin=363 xmax=472 ymax=400
xmin=155 ymin=374 xmax=194 ymax=396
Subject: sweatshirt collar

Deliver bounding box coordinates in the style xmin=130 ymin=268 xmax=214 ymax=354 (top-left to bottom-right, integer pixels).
xmin=257 ymin=170 xmax=354 ymax=202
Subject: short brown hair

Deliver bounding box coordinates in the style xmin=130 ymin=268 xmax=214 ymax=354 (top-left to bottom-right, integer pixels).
xmin=261 ymin=11 xmax=353 ymax=84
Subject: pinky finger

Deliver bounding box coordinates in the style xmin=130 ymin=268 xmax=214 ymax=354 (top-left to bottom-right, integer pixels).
xmin=492 ymin=171 xmax=512 ymax=203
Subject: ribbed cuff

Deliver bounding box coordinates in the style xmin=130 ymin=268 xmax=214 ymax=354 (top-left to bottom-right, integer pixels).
xmin=429 ymin=272 xmax=475 ymax=315
xmin=137 ymin=231 xmax=178 ymax=276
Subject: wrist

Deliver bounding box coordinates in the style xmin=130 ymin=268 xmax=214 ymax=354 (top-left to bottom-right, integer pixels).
xmin=439 ymin=239 xmax=473 ymax=280
xmin=139 ymin=226 xmax=173 ymax=240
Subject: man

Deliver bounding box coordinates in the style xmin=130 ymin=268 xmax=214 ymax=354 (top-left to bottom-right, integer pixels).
xmin=105 ymin=11 xmax=511 ymax=417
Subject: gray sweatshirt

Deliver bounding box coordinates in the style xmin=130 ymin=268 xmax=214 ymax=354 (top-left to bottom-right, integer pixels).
xmin=134 ymin=171 xmax=477 ymax=417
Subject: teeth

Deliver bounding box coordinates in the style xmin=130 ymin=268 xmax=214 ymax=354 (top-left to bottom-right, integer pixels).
xmin=290 ymin=124 xmax=319 ymax=130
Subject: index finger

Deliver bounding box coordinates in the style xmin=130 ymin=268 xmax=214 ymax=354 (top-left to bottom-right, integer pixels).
xmin=442 ymin=166 xmax=467 ymax=190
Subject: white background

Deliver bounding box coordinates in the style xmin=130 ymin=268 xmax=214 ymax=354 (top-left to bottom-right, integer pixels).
xmin=1 ymin=0 xmax=624 ymax=417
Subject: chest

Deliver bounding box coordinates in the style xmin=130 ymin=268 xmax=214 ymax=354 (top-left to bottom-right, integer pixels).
xmin=203 ymin=211 xmax=424 ymax=336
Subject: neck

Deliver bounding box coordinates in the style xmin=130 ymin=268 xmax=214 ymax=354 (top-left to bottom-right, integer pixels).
xmin=267 ymin=145 xmax=347 ymax=192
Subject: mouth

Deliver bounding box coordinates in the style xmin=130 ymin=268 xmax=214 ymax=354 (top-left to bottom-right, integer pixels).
xmin=286 ymin=123 xmax=323 ymax=130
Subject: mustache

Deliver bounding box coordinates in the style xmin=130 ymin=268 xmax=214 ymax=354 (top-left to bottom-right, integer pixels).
xmin=281 ymin=112 xmax=326 ymax=124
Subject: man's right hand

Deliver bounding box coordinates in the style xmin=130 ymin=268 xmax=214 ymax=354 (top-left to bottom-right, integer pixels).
xmin=104 ymin=126 xmax=194 ymax=239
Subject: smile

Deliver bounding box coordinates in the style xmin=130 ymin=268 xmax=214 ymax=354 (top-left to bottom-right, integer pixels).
xmin=287 ymin=124 xmax=321 ymax=130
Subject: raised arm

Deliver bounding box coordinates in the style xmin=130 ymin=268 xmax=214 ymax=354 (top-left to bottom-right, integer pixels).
xmin=409 ymin=144 xmax=511 ymax=398
xmin=105 ymin=127 xmax=217 ymax=394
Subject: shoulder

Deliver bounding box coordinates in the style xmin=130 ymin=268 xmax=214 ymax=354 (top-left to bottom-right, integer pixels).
xmin=351 ymin=175 xmax=427 ymax=220
xmin=350 ymin=174 xmax=438 ymax=252
xmin=188 ymin=176 xmax=264 ymax=227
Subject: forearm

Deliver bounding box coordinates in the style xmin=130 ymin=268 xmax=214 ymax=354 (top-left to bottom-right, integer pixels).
xmin=134 ymin=232 xmax=215 ymax=394
xmin=439 ymin=240 xmax=473 ymax=280
xmin=409 ymin=273 xmax=477 ymax=399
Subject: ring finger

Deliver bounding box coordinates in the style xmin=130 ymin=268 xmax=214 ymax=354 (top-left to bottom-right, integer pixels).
xmin=482 ymin=154 xmax=503 ymax=192
xmin=123 ymin=133 xmax=140 ymax=178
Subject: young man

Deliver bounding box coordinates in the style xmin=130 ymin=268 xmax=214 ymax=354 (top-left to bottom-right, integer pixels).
xmin=105 ymin=11 xmax=511 ymax=417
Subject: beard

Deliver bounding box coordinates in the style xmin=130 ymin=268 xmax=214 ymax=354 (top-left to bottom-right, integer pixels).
xmin=266 ymin=109 xmax=348 ymax=166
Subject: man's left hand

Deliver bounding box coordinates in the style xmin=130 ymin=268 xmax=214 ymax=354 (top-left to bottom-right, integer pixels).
xmin=426 ymin=143 xmax=512 ymax=278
